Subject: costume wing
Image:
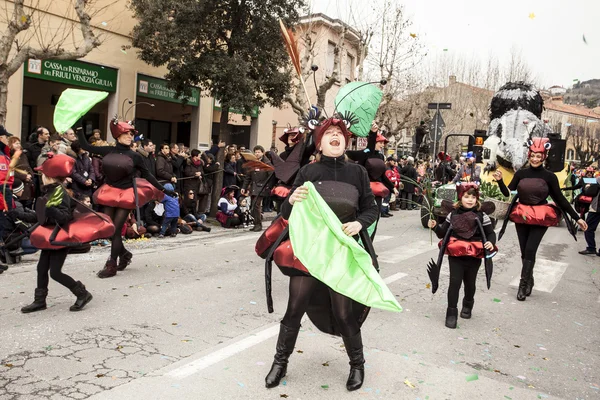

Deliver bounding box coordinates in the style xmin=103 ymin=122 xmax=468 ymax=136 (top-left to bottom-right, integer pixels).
xmin=53 ymin=89 xmax=109 ymax=133
xmin=498 ymin=194 xmax=519 ymax=241
xmin=427 ymin=227 xmax=452 ymax=294
xmin=563 ymin=213 xmax=578 ymax=241
xmin=264 ymin=225 xmax=290 ymax=313
xmin=475 ymin=217 xmax=494 ymax=290
xmin=334 ymin=82 xmax=383 ymax=137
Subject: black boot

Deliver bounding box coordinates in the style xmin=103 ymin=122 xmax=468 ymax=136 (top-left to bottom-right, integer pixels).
xmin=525 ymin=260 xmax=535 ymax=297
xmin=460 ymin=299 xmax=474 ymax=319
xmin=342 ymin=331 xmax=365 ymax=391
xmin=445 ymin=307 xmax=458 ymax=329
xmin=97 ymin=259 xmax=118 ymax=279
xmin=199 ymin=224 xmax=211 ymax=233
xmin=117 ymin=251 xmax=132 ymax=271
xmin=265 ymin=324 xmax=300 ymax=388
xmin=517 ymin=260 xmax=534 ymax=301
xmin=69 ymin=281 xmax=93 ymax=311
xmin=0 ymin=264 xmax=7 ymax=273
xmin=21 ymin=288 xmax=48 ymax=313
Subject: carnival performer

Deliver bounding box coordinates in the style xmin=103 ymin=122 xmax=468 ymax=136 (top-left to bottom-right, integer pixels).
xmin=263 ymin=117 xmax=400 ymax=392
xmin=494 ymin=138 xmax=587 ymax=301
xmin=77 ymin=121 xmax=175 ymax=278
xmin=427 ymin=183 xmax=497 ymax=328
xmin=21 ymin=154 xmax=114 ymax=313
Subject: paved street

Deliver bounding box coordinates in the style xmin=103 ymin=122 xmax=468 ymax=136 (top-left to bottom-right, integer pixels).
xmin=0 ymin=211 xmax=598 ymax=400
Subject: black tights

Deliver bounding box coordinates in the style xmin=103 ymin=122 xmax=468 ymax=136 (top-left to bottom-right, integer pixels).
xmin=282 ymin=276 xmax=359 ymax=338
xmin=37 ymin=249 xmax=76 ymax=290
xmin=447 ymin=256 xmax=481 ymax=308
xmin=515 ymin=224 xmax=548 ymax=263
xmin=103 ymin=207 xmax=131 ymax=261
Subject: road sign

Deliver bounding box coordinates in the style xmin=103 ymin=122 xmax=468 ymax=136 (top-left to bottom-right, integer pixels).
xmin=430 ymin=111 xmax=446 ymax=129
xmin=428 ymin=102 xmax=452 ymax=110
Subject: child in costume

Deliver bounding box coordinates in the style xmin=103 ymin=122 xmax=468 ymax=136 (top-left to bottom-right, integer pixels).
xmin=427 ymin=183 xmax=497 ymax=329
xmin=22 ymin=154 xmax=114 ymax=313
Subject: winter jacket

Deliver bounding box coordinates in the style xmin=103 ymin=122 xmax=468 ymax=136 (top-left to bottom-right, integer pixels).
xmin=0 ymin=144 xmax=14 ymax=211
xmin=161 ymin=184 xmax=180 ymax=218
xmin=156 ymin=152 xmax=175 ymax=182
xmin=138 ymin=148 xmax=156 ymax=177
xmin=91 ymin=155 xmax=104 ymax=187
xmin=400 ymin=164 xmax=418 ymax=193
xmin=218 ymin=197 xmax=237 ymax=215
xmin=183 ymin=159 xmax=203 ymax=195
xmin=26 ymin=141 xmax=45 ymax=169
xmin=242 ymin=156 xmax=273 ymax=197
xmin=71 ymin=153 xmax=96 ymax=196
xmin=143 ymin=201 xmax=164 ymax=227
xmin=40 ymin=184 xmax=74 ymax=227
xmin=589 ymin=177 xmax=600 ymax=213
xmin=182 ymin=197 xmax=202 ymax=217
xmin=11 ymin=149 xmax=35 ymax=201
xmin=223 ymin=161 xmax=238 ymax=187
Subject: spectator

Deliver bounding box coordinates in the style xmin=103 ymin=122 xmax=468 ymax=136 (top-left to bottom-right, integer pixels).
xmin=37 ymin=134 xmax=63 ymax=167
xmin=237 ymin=195 xmax=253 ymax=227
xmin=170 ymin=143 xmax=185 ymax=193
xmin=158 ymin=183 xmax=180 ymax=238
xmin=2 ymin=178 xmax=38 ymax=260
xmin=27 ymin=127 xmax=49 ymax=169
xmin=453 ymin=154 xmax=481 ymax=183
xmin=144 ymin=200 xmax=164 ymax=236
xmin=183 ymin=149 xmax=204 ymax=196
xmin=8 ymin=137 xmax=34 ymax=208
xmin=91 ymin=129 xmax=102 ymax=142
xmin=156 ymin=143 xmax=177 ymax=184
xmin=200 ymin=152 xmax=219 ymax=213
xmin=400 ymin=156 xmax=418 ymax=210
xmin=140 ymin=139 xmax=156 ymax=176
xmin=62 ymin=128 xmax=78 ymax=148
xmin=91 ymin=140 xmax=108 ymax=189
xmin=216 ymin=186 xmax=242 ymax=228
xmin=0 ymin=126 xmax=14 ymax=214
xmin=181 ymin=190 xmax=211 ymax=232
xmin=122 ymin=212 xmax=149 ymax=239
xmin=223 ymin=152 xmax=238 ymax=187
xmin=70 ymin=141 xmax=96 ymax=198
xmin=242 ymin=145 xmax=272 ymax=232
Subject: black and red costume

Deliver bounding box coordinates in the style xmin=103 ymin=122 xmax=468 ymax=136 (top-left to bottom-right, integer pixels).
xmin=258 ymin=117 xmax=379 ymax=392
xmin=22 ymin=154 xmax=114 ymax=314
xmin=496 ymin=138 xmax=580 ymax=301
xmin=427 ymin=183 xmax=497 ymax=328
xmin=77 ymin=121 xmax=169 ymax=278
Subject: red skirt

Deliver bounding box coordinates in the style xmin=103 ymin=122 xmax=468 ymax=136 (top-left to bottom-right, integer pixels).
xmin=272 ymin=239 xmax=309 ymax=275
xmin=93 ymin=179 xmax=164 ymax=209
xmin=30 ymin=211 xmax=115 ymax=250
xmin=439 ymin=237 xmax=497 ymax=258
xmin=509 ymin=203 xmax=560 ymax=227
xmin=370 ymin=182 xmax=390 ymax=198
xmin=255 ymin=216 xmax=288 ymax=259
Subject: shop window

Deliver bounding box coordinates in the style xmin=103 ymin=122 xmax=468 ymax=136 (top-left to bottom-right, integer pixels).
xmin=21 ymin=105 xmax=32 ymax=140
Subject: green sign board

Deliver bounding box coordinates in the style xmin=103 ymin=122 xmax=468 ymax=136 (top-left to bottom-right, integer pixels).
xmin=137 ymin=74 xmax=200 ymax=106
xmin=24 ymin=59 xmax=118 ymax=92
xmin=213 ymin=99 xmax=259 ymax=118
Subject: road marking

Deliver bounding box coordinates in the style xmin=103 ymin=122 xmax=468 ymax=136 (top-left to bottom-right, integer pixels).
xmin=509 ymin=259 xmax=568 ymax=293
xmin=378 ymin=240 xmax=436 ymax=264
xmin=212 ymin=234 xmax=260 ymax=246
xmin=383 ymin=272 xmax=408 ymax=284
xmin=166 ymin=269 xmax=406 ymax=380
xmin=374 ymin=235 xmax=394 ymax=244
xmin=166 ymin=323 xmax=280 ymax=379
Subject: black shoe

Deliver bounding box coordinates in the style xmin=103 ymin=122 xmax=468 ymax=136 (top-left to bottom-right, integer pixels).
xmin=460 ymin=299 xmax=474 ymax=319
xmin=117 ymin=250 xmax=133 ymax=271
xmin=265 ymin=324 xmax=300 ymax=388
xmin=525 ymin=264 xmax=535 ymax=297
xmin=579 ymin=249 xmax=597 ymax=255
xmin=342 ymin=331 xmax=365 ymax=391
xmin=517 ymin=260 xmax=534 ymax=301
xmin=97 ymin=259 xmax=118 ymax=279
xmin=199 ymin=224 xmax=211 ymax=233
xmin=69 ymin=281 xmax=93 ymax=311
xmin=380 ymin=213 xmax=390 ymax=218
xmin=0 ymin=264 xmax=7 ymax=273
xmin=445 ymin=307 xmax=458 ymax=329
xmin=21 ymin=288 xmax=48 ymax=313
xmin=250 ymin=225 xmax=263 ymax=232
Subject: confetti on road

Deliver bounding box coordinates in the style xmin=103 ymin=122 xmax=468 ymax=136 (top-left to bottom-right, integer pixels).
xmin=280 ymin=395 xmax=289 ymax=399
xmin=236 ymin=381 xmax=245 ymax=388
xmin=528 ymin=12 xmax=536 ymax=20
xmin=493 ymin=298 xmax=501 ymax=303
xmin=583 ymin=35 xmax=588 ymax=45
xmin=426 ymin=283 xmax=431 ymax=289
xmin=574 ymin=322 xmax=584 ymax=326
xmin=404 ymin=380 xmax=416 ymax=388
xmin=3 ymin=364 xmax=13 ymax=368
xmin=322 ymin=362 xmax=329 ymax=367
xmin=321 ymin=385 xmax=329 ymax=389
xmin=466 ymin=374 xmax=479 ymax=382
xmin=256 ymin=361 xmax=265 ymax=366
xmin=250 ymin=301 xmax=257 ymax=305
xmin=297 ymin=350 xmax=303 ymax=353
xmin=517 ymin=375 xmax=527 ymax=380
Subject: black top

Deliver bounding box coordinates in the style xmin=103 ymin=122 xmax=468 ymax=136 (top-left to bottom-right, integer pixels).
xmin=346 ymin=130 xmax=395 ymax=192
xmin=497 ymin=165 xmax=579 ymax=220
xmin=77 ymin=130 xmax=164 ymax=191
xmin=280 ymin=154 xmax=378 ymax=229
xmin=434 ymin=206 xmax=496 ymax=244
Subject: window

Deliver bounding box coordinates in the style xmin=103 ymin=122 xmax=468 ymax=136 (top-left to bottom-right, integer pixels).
xmin=326 ymin=42 xmax=336 ymax=76
xmin=344 ymin=53 xmax=355 ymax=82
xmin=566 ymin=149 xmax=575 ymax=161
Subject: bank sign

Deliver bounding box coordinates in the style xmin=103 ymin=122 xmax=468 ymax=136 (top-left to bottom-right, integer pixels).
xmin=137 ymin=74 xmax=199 ymax=106
xmin=25 ymin=59 xmax=118 ymax=92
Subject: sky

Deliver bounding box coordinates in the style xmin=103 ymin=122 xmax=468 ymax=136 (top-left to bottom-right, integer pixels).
xmin=309 ymin=0 xmax=599 ymax=89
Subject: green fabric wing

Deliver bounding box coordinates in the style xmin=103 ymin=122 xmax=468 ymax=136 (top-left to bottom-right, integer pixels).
xmin=334 ymin=82 xmax=383 ymax=137
xmin=53 ymin=89 xmax=109 ymax=134
xmin=288 ymin=181 xmax=402 ymax=313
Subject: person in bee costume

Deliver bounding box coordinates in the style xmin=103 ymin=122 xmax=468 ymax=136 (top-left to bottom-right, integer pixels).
xmin=426 ymin=183 xmax=497 ymax=329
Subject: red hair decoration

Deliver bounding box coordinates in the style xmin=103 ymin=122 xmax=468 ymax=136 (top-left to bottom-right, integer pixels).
xmin=279 ymin=126 xmax=305 ymax=145
xmin=34 ymin=153 xmax=75 ymax=179
xmin=456 ymin=182 xmax=480 ymax=201
xmin=109 ymin=118 xmax=137 ymax=140
xmin=313 ymin=118 xmax=353 ymax=149
xmin=527 ymin=137 xmax=551 ymax=161
xmin=376 ymin=133 xmax=389 ymax=144
xmin=437 ymin=151 xmax=451 ymax=162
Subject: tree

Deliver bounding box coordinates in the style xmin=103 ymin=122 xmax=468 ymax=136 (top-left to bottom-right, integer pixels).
xmin=566 ymin=122 xmax=600 ymax=167
xmin=0 ymin=0 xmax=102 ymax=125
xmin=130 ymin=0 xmax=305 ymax=216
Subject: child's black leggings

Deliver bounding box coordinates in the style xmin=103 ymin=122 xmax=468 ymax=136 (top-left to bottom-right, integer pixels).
xmin=37 ymin=249 xmax=76 ymax=290
xmin=447 ymin=256 xmax=481 ymax=308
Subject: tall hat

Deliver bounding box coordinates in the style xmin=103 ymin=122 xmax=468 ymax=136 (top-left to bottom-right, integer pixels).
xmin=527 ymin=137 xmax=551 ymax=161
xmin=109 ymin=118 xmax=137 ymax=140
xmin=456 ymin=182 xmax=480 ymax=201
xmin=34 ymin=153 xmax=75 ymax=179
xmin=279 ymin=126 xmax=305 ymax=145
